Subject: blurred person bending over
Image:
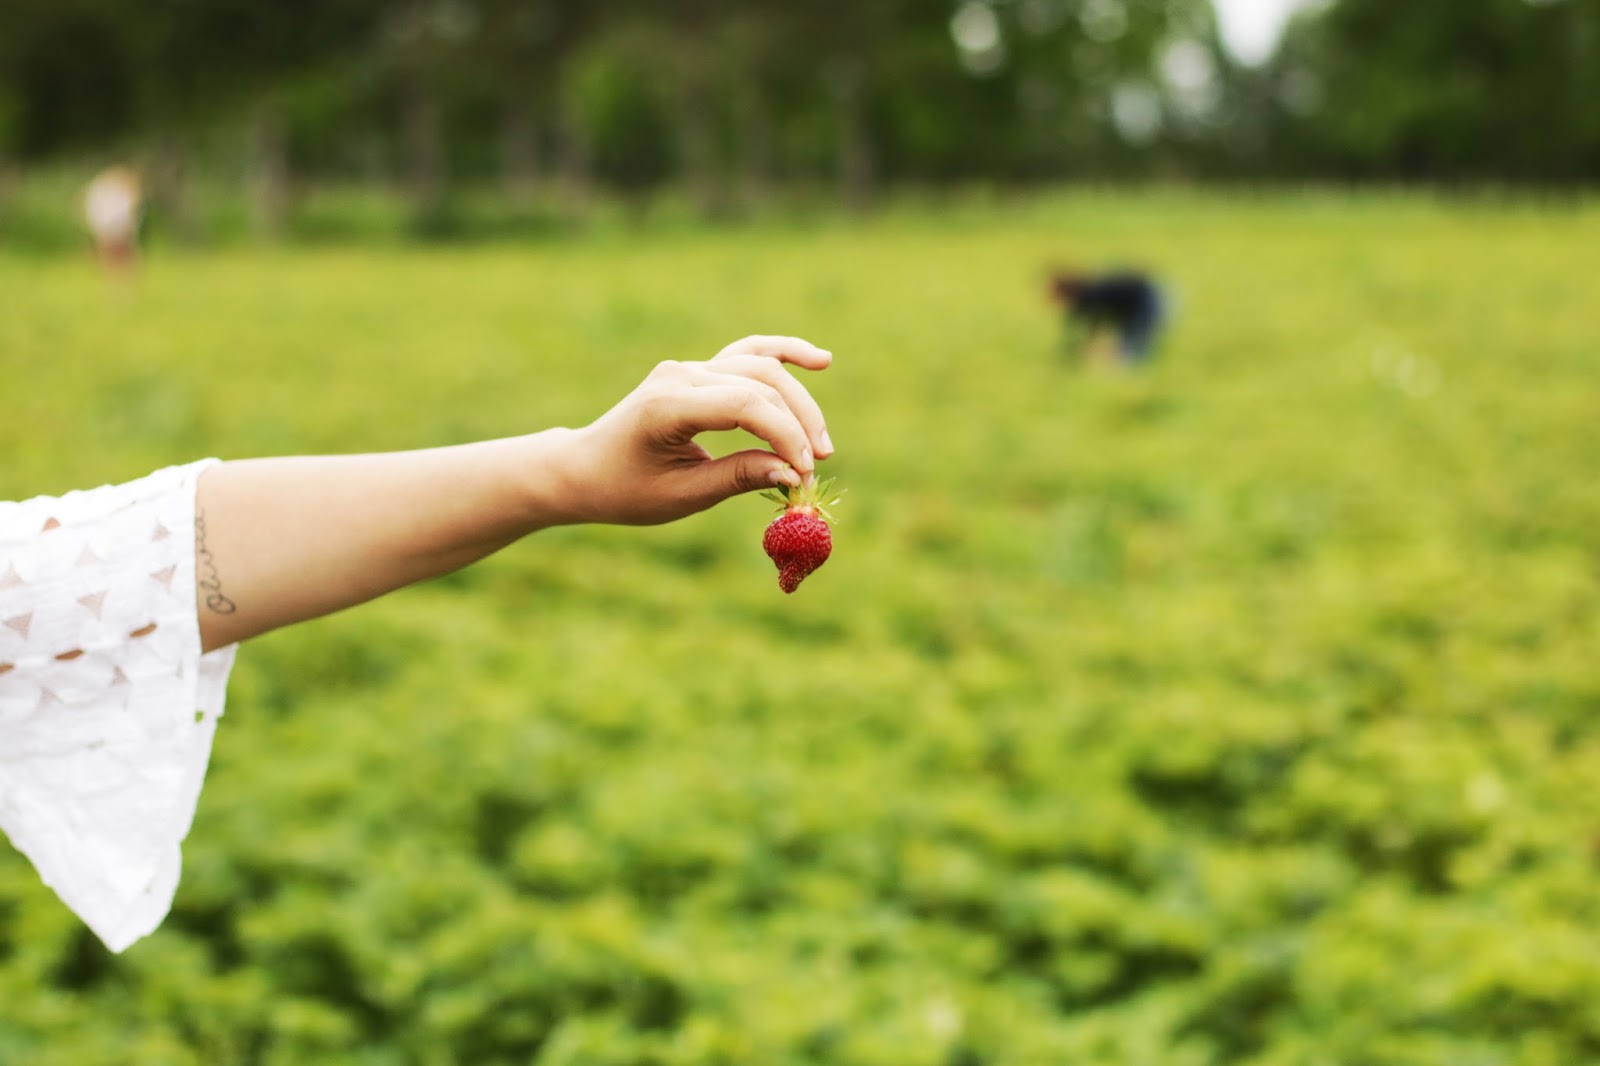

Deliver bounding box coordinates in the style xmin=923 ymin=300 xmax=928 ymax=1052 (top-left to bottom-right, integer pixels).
xmin=1050 ymin=269 xmax=1167 ymax=368
xmin=0 ymin=336 xmax=834 ymax=953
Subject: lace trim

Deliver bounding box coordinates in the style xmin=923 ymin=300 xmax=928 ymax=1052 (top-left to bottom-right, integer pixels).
xmin=0 ymin=460 xmax=238 ymax=952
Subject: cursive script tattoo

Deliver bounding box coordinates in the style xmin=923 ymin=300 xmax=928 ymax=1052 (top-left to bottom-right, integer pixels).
xmin=195 ymin=509 xmax=237 ymax=615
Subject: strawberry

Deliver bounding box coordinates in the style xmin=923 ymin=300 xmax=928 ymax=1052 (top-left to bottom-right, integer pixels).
xmin=761 ymin=475 xmax=843 ymax=593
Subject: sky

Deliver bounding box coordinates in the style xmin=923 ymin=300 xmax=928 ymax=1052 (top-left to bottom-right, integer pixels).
xmin=1210 ymin=0 xmax=1325 ymax=65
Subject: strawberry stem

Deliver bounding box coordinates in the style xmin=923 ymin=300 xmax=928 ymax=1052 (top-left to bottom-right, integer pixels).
xmin=760 ymin=473 xmax=845 ymax=524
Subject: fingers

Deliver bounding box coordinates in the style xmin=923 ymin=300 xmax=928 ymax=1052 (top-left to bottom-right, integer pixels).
xmin=713 ymin=335 xmax=833 ymax=371
xmin=680 ymin=360 xmax=833 ymax=459
xmin=678 ymin=363 xmax=788 ymax=412
xmin=635 ymin=337 xmax=834 ymax=480
xmin=656 ymin=385 xmax=815 ymax=475
xmin=684 ymin=448 xmax=800 ymax=510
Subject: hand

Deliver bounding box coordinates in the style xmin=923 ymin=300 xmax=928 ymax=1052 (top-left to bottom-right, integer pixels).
xmin=562 ymin=335 xmax=835 ymax=526
xmin=188 ymin=336 xmax=833 ymax=649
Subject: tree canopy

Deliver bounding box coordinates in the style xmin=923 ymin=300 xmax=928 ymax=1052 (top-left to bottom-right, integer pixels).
xmin=0 ymin=0 xmax=1591 ymax=224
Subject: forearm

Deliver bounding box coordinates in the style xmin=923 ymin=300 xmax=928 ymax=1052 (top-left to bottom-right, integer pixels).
xmin=194 ymin=429 xmax=582 ymax=651
xmin=189 ymin=336 xmax=834 ymax=651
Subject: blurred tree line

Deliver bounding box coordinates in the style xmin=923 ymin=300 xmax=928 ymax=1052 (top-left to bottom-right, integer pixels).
xmin=0 ymin=0 xmax=1594 ymax=237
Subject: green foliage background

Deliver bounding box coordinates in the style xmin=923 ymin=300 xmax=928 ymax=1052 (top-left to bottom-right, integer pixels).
xmin=2 ymin=194 xmax=1599 ymax=1064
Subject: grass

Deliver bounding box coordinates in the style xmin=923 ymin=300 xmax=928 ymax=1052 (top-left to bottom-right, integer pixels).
xmin=2 ymin=192 xmax=1599 ymax=1064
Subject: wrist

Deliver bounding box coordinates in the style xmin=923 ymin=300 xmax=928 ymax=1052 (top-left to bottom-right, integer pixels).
xmin=505 ymin=422 xmax=582 ymax=528
xmin=511 ymin=426 xmax=592 ymax=529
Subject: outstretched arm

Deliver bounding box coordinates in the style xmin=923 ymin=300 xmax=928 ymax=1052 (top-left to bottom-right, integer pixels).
xmin=193 ymin=336 xmax=834 ymax=651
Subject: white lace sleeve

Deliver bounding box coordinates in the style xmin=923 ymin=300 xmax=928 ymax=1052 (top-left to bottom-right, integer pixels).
xmin=0 ymin=460 xmax=237 ymax=952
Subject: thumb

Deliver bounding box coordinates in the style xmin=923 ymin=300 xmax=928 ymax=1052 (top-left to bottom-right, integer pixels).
xmin=689 ymin=449 xmax=798 ymax=507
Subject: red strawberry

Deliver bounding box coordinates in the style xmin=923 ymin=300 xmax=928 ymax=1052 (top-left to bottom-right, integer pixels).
xmin=761 ymin=476 xmax=843 ymax=593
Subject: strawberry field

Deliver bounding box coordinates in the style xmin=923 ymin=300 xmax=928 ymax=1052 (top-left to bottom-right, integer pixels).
xmin=2 ymin=193 xmax=1599 ymax=1065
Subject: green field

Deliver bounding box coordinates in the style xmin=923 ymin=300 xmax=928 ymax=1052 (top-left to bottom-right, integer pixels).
xmin=3 ymin=194 xmax=1599 ymax=1065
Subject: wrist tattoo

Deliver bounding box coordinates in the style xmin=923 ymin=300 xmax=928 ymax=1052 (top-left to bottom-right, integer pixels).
xmin=195 ymin=509 xmax=237 ymax=615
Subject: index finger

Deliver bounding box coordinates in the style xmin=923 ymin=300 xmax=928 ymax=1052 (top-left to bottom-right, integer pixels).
xmin=661 ymin=384 xmax=815 ymax=474
xmin=713 ymin=335 xmax=833 ymax=371
xmin=700 ymin=355 xmax=833 ymax=459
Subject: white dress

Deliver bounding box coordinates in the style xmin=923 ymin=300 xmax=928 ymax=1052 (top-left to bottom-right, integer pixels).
xmin=0 ymin=461 xmax=237 ymax=952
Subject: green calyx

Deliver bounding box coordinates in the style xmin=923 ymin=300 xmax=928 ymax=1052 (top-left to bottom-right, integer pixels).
xmin=761 ymin=474 xmax=845 ymax=525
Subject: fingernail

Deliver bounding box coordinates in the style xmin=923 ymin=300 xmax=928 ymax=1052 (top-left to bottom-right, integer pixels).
xmin=801 ymin=447 xmax=813 ymax=471
xmin=770 ymin=467 xmax=801 ymax=487
xmin=819 ymin=430 xmax=834 ymax=454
